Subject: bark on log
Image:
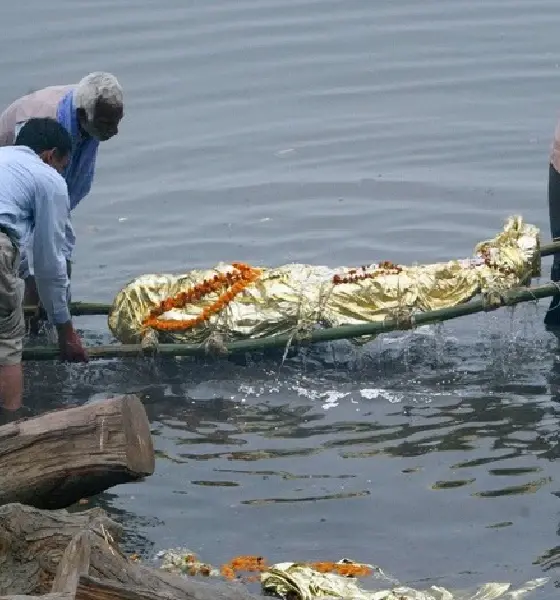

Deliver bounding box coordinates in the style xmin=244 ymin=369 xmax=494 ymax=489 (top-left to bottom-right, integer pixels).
xmin=0 ymin=395 xmax=155 ymax=510
xmin=0 ymin=503 xmax=260 ymax=600
xmin=50 ymin=531 xmax=92 ymax=595
xmin=75 ymin=573 xmax=259 ymax=600
xmin=0 ymin=596 xmax=66 ymax=600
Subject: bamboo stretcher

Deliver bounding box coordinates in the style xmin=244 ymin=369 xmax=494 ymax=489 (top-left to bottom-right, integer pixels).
xmin=20 ymin=239 xmax=560 ymax=362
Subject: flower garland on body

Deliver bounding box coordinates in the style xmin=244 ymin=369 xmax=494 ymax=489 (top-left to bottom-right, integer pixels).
xmin=478 ymin=245 xmax=518 ymax=277
xmin=332 ymin=261 xmax=402 ymax=285
xmin=142 ymin=262 xmax=262 ymax=332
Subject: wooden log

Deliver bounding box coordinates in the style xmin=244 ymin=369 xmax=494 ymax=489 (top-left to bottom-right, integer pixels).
xmin=0 ymin=395 xmax=155 ymax=510
xmin=74 ymin=572 xmax=261 ymax=600
xmin=50 ymin=531 xmax=92 ymax=596
xmin=0 ymin=503 xmax=260 ymax=600
xmin=0 ymin=596 xmax=65 ymax=600
xmin=0 ymin=503 xmax=122 ymax=595
xmin=0 ymin=531 xmax=97 ymax=600
xmin=75 ymin=572 xmax=260 ymax=600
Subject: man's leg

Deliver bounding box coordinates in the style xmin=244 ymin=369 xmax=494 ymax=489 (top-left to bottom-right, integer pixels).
xmin=0 ymin=363 xmax=22 ymax=410
xmin=546 ymin=163 xmax=560 ymax=327
xmin=0 ymin=234 xmax=25 ymax=410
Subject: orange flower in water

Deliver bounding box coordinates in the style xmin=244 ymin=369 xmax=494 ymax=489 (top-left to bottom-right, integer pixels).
xmin=309 ymin=562 xmax=372 ymax=577
xmin=230 ymin=555 xmax=267 ymax=572
xmin=199 ymin=565 xmax=212 ymax=577
xmin=142 ymin=263 xmax=261 ymax=332
xmin=219 ymin=555 xmax=268 ymax=581
xmin=220 ymin=565 xmax=236 ymax=580
xmin=215 ymin=555 xmax=372 ymax=584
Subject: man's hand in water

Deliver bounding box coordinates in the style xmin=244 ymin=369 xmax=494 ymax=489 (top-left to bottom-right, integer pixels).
xmin=57 ymin=322 xmax=89 ymax=363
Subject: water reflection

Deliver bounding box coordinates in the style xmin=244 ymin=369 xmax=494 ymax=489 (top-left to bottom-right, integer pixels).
xmin=69 ymin=491 xmax=161 ymax=558
xmin=20 ymin=303 xmax=560 ymax=593
xmin=530 ymin=337 xmax=560 ymax=589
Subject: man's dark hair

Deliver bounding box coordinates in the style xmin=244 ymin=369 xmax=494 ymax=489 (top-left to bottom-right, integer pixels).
xmin=14 ymin=117 xmax=72 ymax=159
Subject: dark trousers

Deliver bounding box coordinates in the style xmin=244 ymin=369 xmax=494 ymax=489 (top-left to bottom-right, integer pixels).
xmin=545 ymin=163 xmax=560 ymax=326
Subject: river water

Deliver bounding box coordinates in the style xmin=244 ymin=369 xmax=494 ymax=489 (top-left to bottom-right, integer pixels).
xmin=1 ymin=0 xmax=560 ymax=597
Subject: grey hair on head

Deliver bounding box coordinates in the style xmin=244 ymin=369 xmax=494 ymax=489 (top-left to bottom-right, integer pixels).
xmin=73 ymin=72 xmax=123 ymax=121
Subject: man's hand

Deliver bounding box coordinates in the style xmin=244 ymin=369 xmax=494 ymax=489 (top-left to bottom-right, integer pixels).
xmin=57 ymin=322 xmax=89 ymax=363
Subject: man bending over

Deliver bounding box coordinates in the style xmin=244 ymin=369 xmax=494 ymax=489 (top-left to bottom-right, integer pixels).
xmin=0 ymin=72 xmax=124 ymax=329
xmin=0 ymin=117 xmax=88 ymax=411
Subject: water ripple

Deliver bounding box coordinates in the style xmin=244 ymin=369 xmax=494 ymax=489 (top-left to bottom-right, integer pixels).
xmin=4 ymin=0 xmax=560 ymax=594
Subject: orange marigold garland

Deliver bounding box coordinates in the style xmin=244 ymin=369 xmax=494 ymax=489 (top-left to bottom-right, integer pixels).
xmin=154 ymin=550 xmax=376 ymax=583
xmin=218 ymin=555 xmax=373 ymax=582
xmin=479 ymin=246 xmax=517 ymax=277
xmin=142 ymin=262 xmax=262 ymax=332
xmin=332 ymin=261 xmax=402 ymax=285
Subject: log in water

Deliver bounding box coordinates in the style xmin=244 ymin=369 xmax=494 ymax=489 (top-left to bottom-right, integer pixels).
xmin=0 ymin=395 xmax=155 ymax=509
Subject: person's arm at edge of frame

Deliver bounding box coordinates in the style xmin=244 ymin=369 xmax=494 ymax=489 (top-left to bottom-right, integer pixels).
xmin=31 ymin=173 xmax=88 ymax=362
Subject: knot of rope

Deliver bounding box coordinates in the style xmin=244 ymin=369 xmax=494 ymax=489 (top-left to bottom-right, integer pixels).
xmin=481 ymin=289 xmax=508 ymax=312
xmin=141 ymin=328 xmax=159 ymax=356
xmin=394 ymin=308 xmax=415 ymax=331
xmin=203 ymin=331 xmax=229 ymax=357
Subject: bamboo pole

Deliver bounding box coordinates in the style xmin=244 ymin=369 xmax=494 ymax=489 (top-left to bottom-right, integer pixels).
xmin=541 ymin=239 xmax=560 ymax=257
xmin=21 ymin=281 xmax=560 ymax=361
xmin=24 ymin=301 xmax=110 ymax=317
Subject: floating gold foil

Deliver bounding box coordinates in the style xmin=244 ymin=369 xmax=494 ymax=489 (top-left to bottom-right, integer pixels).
xmin=155 ymin=549 xmax=548 ymax=600
xmin=107 ymin=216 xmax=540 ymax=345
xmin=259 ymin=561 xmax=548 ymax=600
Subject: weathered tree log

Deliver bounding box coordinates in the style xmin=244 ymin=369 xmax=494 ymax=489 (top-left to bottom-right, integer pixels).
xmin=0 ymin=531 xmax=97 ymax=600
xmin=0 ymin=596 xmax=65 ymax=600
xmin=0 ymin=395 xmax=155 ymax=510
xmin=75 ymin=572 xmax=260 ymax=600
xmin=0 ymin=503 xmax=260 ymax=600
xmin=51 ymin=530 xmax=92 ymax=596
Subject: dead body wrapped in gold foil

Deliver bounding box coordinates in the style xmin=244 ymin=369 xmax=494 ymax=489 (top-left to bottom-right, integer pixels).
xmin=107 ymin=216 xmax=540 ymax=346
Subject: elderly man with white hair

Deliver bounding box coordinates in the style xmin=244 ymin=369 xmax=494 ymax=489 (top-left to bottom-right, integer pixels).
xmin=0 ymin=72 xmax=124 ymax=330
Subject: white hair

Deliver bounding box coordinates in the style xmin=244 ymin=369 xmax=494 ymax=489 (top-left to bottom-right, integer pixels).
xmin=73 ymin=72 xmax=123 ymax=121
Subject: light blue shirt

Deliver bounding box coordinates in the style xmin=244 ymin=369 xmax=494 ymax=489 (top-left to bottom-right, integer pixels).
xmin=0 ymin=145 xmax=71 ymax=324
xmin=14 ymin=89 xmax=99 ymax=261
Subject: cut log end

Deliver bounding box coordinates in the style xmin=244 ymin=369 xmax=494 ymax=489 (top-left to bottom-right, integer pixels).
xmin=121 ymin=396 xmax=155 ymax=477
xmin=0 ymin=395 xmax=155 ymax=510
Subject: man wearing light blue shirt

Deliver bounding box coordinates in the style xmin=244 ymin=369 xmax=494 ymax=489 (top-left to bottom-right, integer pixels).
xmin=0 ymin=117 xmax=88 ymax=411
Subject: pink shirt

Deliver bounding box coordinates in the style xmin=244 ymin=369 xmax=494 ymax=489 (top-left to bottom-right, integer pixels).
xmin=0 ymin=85 xmax=74 ymax=146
